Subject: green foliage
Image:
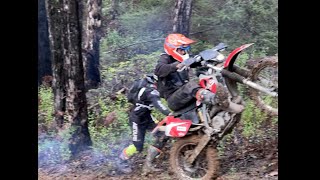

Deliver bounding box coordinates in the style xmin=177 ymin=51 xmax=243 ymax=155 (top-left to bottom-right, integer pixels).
xmin=100 ymin=0 xmax=278 ymax=67
xmin=271 ymin=114 xmax=278 ymax=125
xmin=234 ymin=52 xmax=250 ymax=67
xmin=100 ymin=30 xmax=136 ymax=62
xmin=119 ymin=4 xmax=171 ymax=36
xmin=101 ymin=0 xmax=111 ymax=17
xmin=98 ymin=97 xmax=109 ymax=117
xmin=100 ymin=0 xmax=278 ymax=77
xmin=100 ymin=0 xmax=278 ymax=68
xmin=38 ymin=86 xmax=54 ymax=130
xmin=217 ymin=133 xmax=233 ymax=155
xmin=137 ymin=0 xmax=168 ymax=9
xmin=241 ymin=100 xmax=267 ymax=137
xmin=99 ymin=0 xmax=173 ymax=63
xmin=88 ymin=94 xmax=131 ymax=155
xmin=190 ymin=40 xmax=214 ymax=55
xmin=89 ymin=122 xmax=111 ymax=154
xmin=192 ymin=0 xmax=278 ymax=55
xmin=217 ymin=99 xmax=277 ymax=158
xmin=100 ymin=51 xmax=161 ymax=92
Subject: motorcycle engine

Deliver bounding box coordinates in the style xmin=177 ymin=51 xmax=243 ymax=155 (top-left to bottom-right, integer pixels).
xmin=211 ymin=111 xmax=231 ymax=132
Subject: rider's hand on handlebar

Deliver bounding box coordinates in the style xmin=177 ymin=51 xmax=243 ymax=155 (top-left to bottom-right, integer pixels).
xmin=176 ymin=63 xmax=185 ymax=69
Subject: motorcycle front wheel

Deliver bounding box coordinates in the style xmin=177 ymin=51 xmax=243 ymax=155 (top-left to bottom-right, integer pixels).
xmin=169 ymin=135 xmax=219 ymax=180
xmin=249 ymin=57 xmax=278 ymax=116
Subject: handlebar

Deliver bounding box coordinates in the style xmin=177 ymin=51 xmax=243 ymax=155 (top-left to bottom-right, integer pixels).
xmin=212 ymin=43 xmax=228 ymax=51
xmin=177 ymin=56 xmax=201 ymax=72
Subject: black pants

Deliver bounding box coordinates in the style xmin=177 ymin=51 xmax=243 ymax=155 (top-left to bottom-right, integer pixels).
xmin=166 ymin=80 xmax=200 ymax=111
xmin=129 ymin=111 xmax=168 ymax=152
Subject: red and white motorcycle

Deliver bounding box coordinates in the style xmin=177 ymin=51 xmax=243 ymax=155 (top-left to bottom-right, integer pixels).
xmin=152 ymin=43 xmax=278 ymax=180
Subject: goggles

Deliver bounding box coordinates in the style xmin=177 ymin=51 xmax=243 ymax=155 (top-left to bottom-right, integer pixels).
xmin=178 ymin=45 xmax=191 ymax=51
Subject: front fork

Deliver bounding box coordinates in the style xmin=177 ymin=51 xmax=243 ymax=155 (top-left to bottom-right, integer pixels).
xmin=222 ymin=68 xmax=278 ymax=97
xmin=186 ymin=134 xmax=212 ymax=165
xmin=186 ymin=104 xmax=215 ymax=165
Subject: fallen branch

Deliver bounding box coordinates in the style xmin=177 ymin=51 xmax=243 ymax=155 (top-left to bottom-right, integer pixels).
xmin=116 ymin=87 xmax=127 ymax=94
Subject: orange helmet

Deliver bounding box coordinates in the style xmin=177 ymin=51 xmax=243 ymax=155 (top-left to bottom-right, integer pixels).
xmin=164 ymin=33 xmax=196 ymax=62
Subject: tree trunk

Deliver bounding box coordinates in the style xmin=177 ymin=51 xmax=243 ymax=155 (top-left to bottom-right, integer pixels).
xmin=173 ymin=0 xmax=193 ymax=36
xmin=38 ymin=0 xmax=52 ymax=85
xmin=45 ymin=0 xmax=66 ymax=127
xmin=46 ymin=0 xmax=92 ymax=155
xmin=83 ymin=0 xmax=102 ymax=89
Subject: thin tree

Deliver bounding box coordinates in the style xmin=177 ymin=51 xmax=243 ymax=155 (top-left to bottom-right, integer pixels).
xmin=173 ymin=0 xmax=193 ymax=36
xmin=82 ymin=0 xmax=102 ymax=89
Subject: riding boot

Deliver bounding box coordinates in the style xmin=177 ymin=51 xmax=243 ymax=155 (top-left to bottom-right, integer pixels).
xmin=195 ymin=84 xmax=244 ymax=113
xmin=117 ymin=145 xmax=137 ymax=174
xmin=196 ymin=83 xmax=229 ymax=106
xmin=142 ymin=145 xmax=162 ymax=175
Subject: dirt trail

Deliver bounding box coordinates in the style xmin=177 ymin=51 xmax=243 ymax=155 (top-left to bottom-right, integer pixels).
xmin=39 ymin=119 xmax=278 ymax=180
xmin=38 ymin=146 xmax=278 ymax=180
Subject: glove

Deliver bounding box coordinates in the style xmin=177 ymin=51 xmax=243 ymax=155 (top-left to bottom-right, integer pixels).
xmin=176 ymin=63 xmax=185 ymax=69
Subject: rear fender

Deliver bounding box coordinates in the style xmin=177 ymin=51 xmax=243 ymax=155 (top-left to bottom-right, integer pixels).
xmin=152 ymin=116 xmax=192 ymax=137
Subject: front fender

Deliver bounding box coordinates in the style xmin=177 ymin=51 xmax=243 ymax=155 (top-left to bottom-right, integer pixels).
xmin=224 ymin=43 xmax=254 ymax=70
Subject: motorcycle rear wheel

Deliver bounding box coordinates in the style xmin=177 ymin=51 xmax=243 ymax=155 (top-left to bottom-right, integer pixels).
xmin=249 ymin=57 xmax=278 ymax=116
xmin=169 ymin=135 xmax=219 ymax=180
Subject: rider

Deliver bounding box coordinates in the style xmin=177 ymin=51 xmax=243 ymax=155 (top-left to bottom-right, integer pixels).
xmin=117 ymin=74 xmax=171 ymax=174
xmin=154 ymin=33 xmax=231 ymax=112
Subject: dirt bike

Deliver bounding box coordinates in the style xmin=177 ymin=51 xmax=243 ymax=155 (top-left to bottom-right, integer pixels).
xmin=152 ymin=43 xmax=278 ymax=180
